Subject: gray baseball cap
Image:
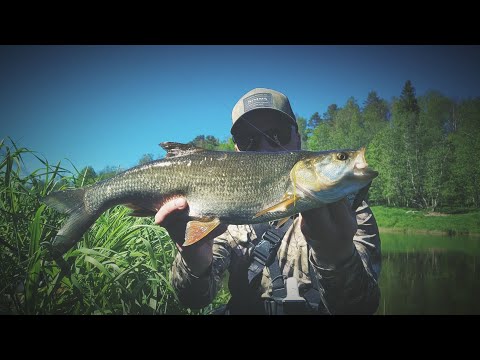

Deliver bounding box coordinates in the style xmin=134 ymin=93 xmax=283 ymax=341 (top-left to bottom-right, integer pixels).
xmin=231 ymin=88 xmax=297 ymax=135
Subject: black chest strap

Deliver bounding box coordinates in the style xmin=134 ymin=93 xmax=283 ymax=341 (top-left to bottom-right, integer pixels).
xmin=249 ymin=218 xmax=294 ymax=284
xmin=250 ymin=218 xmax=325 ymax=315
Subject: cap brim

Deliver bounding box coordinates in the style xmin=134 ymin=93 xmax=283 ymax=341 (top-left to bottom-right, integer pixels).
xmin=231 ymin=108 xmax=297 ymax=136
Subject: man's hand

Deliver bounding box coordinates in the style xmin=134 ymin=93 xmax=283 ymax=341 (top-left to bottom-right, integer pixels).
xmin=155 ymin=197 xmax=190 ymax=245
xmin=154 ymin=197 xmax=226 ymax=276
xmin=300 ymin=198 xmax=357 ymax=265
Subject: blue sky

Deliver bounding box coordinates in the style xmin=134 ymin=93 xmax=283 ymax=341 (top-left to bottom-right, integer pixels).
xmin=1 ymin=45 xmax=479 ymax=174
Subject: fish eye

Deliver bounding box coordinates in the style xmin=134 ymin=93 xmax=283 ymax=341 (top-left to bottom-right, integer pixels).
xmin=336 ymin=152 xmax=348 ymax=161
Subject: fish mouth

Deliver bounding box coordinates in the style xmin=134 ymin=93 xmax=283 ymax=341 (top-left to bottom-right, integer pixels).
xmin=353 ymin=168 xmax=379 ymax=180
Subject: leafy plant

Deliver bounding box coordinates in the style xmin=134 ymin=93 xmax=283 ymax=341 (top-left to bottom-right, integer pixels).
xmin=0 ymin=139 xmax=230 ymax=314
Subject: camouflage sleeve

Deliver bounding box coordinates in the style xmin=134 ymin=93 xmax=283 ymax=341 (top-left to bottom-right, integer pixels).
xmin=309 ymin=201 xmax=381 ymax=314
xmin=170 ymin=232 xmax=232 ymax=309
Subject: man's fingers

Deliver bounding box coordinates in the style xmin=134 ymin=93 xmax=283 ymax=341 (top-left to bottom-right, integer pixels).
xmin=302 ymin=198 xmax=357 ymax=235
xmin=328 ymin=198 xmax=354 ymax=217
xmin=154 ymin=197 xmax=188 ymax=225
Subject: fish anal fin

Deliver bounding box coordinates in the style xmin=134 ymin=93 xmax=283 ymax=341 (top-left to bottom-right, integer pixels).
xmin=129 ymin=209 xmax=156 ymax=217
xmin=183 ymin=218 xmax=221 ymax=246
xmin=125 ymin=203 xmax=156 ymax=217
xmin=253 ymin=194 xmax=298 ymax=219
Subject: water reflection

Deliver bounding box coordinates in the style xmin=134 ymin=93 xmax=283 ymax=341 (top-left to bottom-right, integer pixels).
xmin=376 ymin=232 xmax=480 ymax=315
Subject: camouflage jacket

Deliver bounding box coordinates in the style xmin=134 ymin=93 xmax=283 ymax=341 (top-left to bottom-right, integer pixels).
xmin=171 ymin=201 xmax=381 ymax=314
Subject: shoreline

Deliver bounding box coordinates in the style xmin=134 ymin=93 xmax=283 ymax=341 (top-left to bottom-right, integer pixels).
xmin=378 ymin=227 xmax=480 ymax=237
xmin=370 ymin=206 xmax=480 ymax=237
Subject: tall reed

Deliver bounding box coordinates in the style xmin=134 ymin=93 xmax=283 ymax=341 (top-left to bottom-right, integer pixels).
xmin=0 ymin=139 xmax=230 ymax=314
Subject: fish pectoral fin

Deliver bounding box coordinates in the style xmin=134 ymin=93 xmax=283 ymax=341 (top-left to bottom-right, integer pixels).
xmin=253 ymin=194 xmax=298 ymax=219
xmin=275 ymin=217 xmax=291 ymax=229
xmin=183 ymin=218 xmax=221 ymax=246
xmin=125 ymin=203 xmax=156 ymax=217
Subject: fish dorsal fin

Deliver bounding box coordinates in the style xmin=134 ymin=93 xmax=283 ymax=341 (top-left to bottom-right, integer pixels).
xmin=159 ymin=142 xmax=206 ymax=158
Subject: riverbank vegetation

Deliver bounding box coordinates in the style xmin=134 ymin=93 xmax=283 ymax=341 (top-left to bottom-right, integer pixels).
xmin=2 ymin=80 xmax=479 ymax=314
xmin=0 ymin=141 xmax=229 ymax=314
xmin=192 ymin=81 xmax=480 ymax=213
xmin=371 ymin=206 xmax=480 ymax=236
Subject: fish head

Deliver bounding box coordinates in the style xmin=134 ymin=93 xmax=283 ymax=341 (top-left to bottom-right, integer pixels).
xmin=292 ymin=147 xmax=378 ymax=203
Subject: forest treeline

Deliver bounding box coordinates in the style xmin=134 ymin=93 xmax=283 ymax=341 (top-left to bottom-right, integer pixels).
xmin=82 ymin=81 xmax=479 ymax=211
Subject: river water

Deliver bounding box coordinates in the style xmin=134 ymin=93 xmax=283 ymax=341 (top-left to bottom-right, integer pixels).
xmin=376 ymin=232 xmax=480 ymax=315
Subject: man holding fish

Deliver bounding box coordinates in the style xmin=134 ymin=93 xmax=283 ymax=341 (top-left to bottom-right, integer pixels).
xmin=156 ymin=88 xmax=381 ymax=315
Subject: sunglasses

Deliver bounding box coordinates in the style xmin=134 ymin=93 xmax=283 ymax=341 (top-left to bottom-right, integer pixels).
xmin=233 ymin=126 xmax=292 ymax=151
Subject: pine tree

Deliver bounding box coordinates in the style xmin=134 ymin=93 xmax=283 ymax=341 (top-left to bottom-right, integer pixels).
xmin=399 ymin=80 xmax=420 ymax=115
xmin=308 ymin=112 xmax=322 ymax=129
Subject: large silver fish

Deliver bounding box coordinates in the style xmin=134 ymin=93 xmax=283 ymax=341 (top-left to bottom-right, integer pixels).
xmin=42 ymin=142 xmax=378 ymax=258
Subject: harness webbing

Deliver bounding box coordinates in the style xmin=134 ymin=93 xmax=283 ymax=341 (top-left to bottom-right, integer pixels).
xmin=249 ymin=218 xmax=324 ymax=315
xmin=248 ymin=219 xmax=293 ymax=283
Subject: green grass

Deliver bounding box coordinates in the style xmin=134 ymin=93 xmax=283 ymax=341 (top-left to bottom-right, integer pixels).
xmin=4 ymin=137 xmax=477 ymax=314
xmin=380 ymin=231 xmax=480 ymax=255
xmin=371 ymin=206 xmax=480 ymax=236
xmin=0 ymin=138 xmax=230 ymax=314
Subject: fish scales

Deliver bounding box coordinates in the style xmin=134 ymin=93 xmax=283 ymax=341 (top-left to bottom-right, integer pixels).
xmin=41 ymin=142 xmax=378 ymax=256
xmin=85 ymin=150 xmax=309 ymax=223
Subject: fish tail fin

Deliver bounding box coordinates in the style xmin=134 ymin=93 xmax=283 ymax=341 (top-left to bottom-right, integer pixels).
xmin=41 ymin=189 xmax=98 ymax=258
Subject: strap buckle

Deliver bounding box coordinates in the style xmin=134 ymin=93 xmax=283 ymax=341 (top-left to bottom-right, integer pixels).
xmin=282 ymin=277 xmax=306 ymax=314
xmin=252 ymin=230 xmax=282 ymax=266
